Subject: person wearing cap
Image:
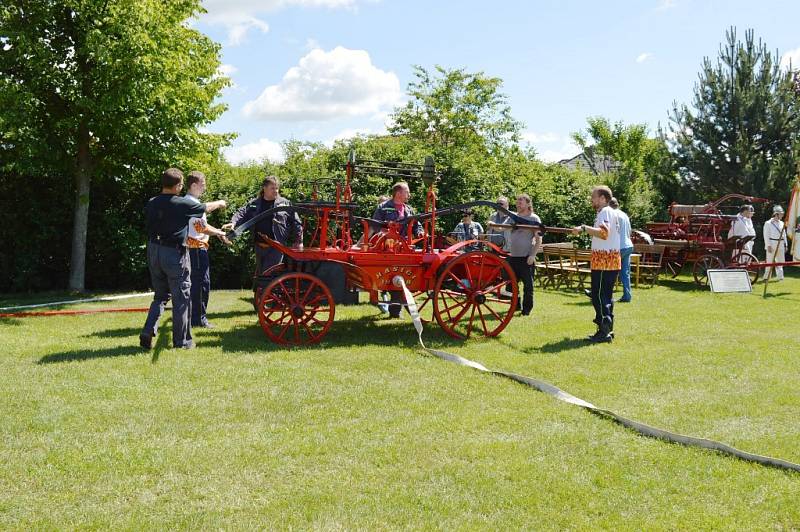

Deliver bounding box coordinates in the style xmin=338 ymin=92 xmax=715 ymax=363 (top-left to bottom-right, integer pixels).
xmin=185 ymin=171 xmax=231 ymax=329
xmin=451 ymin=210 xmax=484 ymax=252
xmin=225 ymin=176 xmax=303 ymax=290
xmin=729 ymin=204 xmax=756 ymax=257
xmin=609 ymin=197 xmax=634 ymax=302
xmin=140 ymin=168 xmax=227 ymax=350
xmin=763 ymin=205 xmax=787 ymax=281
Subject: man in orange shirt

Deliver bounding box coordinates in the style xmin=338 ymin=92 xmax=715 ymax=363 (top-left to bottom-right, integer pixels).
xmin=185 ymin=171 xmax=230 ymax=329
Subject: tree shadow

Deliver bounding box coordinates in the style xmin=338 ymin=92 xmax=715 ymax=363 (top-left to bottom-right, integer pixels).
xmin=0 ymin=317 xmax=23 ymax=326
xmin=38 ymin=345 xmax=144 ymax=364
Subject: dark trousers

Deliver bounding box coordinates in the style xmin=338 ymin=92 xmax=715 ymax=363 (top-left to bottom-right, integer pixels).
xmin=142 ymin=243 xmax=193 ymax=348
xmin=506 ymin=256 xmax=534 ymax=314
xmin=189 ymin=247 xmax=210 ymax=326
xmin=590 ymin=269 xmax=619 ymax=330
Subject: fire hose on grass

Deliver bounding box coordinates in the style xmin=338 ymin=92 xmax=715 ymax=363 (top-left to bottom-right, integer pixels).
xmin=392 ymin=275 xmax=800 ymax=474
xmin=0 ymin=292 xmax=153 ymax=318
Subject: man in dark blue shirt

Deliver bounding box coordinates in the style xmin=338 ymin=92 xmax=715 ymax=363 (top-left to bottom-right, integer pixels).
xmin=140 ymin=168 xmax=226 ymax=350
xmin=224 ymin=176 xmax=303 ymax=295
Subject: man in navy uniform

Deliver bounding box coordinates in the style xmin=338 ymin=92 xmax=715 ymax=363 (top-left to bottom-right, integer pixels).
xmin=224 ymin=176 xmax=303 ymax=290
xmin=140 ymin=168 xmax=227 ymax=350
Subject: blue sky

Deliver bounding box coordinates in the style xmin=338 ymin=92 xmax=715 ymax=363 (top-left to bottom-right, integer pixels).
xmin=195 ymin=0 xmax=800 ymax=165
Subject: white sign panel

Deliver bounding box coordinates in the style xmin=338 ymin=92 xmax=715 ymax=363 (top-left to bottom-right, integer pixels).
xmin=708 ymin=269 xmax=752 ymax=293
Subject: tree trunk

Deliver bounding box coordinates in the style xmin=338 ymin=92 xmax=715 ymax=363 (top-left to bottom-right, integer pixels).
xmin=68 ymin=120 xmax=91 ymax=292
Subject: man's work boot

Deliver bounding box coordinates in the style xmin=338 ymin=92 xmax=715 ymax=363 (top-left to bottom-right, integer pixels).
xmin=589 ymin=317 xmax=614 ymax=343
xmin=139 ymin=333 xmax=153 ymax=350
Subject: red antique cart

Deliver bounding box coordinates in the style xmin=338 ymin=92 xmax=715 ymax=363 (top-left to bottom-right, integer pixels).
xmin=229 ymin=153 xmax=537 ymax=345
xmin=637 ymin=194 xmax=768 ymax=286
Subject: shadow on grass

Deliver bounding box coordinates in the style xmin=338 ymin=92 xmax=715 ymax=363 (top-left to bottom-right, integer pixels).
xmin=0 ymin=317 xmax=23 ymax=326
xmin=84 ymin=326 xmax=141 ymax=339
xmin=524 ymin=336 xmax=594 ymax=354
xmin=194 ymin=311 xmax=464 ymax=354
xmin=656 ymin=278 xmax=702 ymax=292
xmin=38 ymin=345 xmax=144 ymax=364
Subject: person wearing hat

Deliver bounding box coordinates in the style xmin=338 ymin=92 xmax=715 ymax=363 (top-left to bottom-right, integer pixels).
xmin=729 ymin=204 xmax=756 ymax=257
xmin=224 ymin=176 xmax=303 ymax=291
xmin=763 ymin=205 xmax=787 ymax=281
xmin=451 ymin=210 xmax=484 ymax=252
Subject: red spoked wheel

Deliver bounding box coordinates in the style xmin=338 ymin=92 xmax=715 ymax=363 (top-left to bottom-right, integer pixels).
xmin=692 ymin=254 xmax=723 ymax=286
xmin=258 ymin=273 xmax=335 ymax=345
xmin=432 ymin=251 xmax=518 ymax=339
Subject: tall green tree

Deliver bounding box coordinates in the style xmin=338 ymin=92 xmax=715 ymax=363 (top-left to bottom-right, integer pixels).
xmin=572 ymin=117 xmax=667 ymax=223
xmin=0 ymin=0 xmax=230 ymax=291
xmin=666 ymin=27 xmax=800 ymax=201
xmin=388 ymin=65 xmax=525 ymax=206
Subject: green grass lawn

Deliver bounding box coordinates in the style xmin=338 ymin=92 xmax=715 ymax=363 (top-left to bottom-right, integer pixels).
xmin=1 ymin=276 xmax=800 ymax=529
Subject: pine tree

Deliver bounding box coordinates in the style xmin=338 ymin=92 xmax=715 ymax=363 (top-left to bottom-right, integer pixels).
xmin=667 ymin=28 xmax=800 ymax=201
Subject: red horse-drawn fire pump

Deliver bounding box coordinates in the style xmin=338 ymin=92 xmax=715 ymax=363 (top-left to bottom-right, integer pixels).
xmin=637 ymin=194 xmax=767 ymax=286
xmin=229 ymin=153 xmax=541 ymax=345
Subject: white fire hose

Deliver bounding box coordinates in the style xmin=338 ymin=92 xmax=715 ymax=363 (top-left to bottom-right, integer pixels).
xmin=392 ymin=275 xmax=800 ymax=474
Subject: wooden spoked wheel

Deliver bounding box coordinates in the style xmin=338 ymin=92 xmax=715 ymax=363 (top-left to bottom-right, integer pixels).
xmin=663 ymin=249 xmax=685 ymax=278
xmin=433 ymin=251 xmax=518 ymax=339
xmin=692 ymin=254 xmax=723 ymax=286
xmin=731 ymin=251 xmax=760 ymax=284
xmin=258 ymin=273 xmax=335 ymax=345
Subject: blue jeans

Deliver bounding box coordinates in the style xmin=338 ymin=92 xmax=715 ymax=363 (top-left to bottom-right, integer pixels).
xmin=618 ymin=247 xmax=633 ymax=301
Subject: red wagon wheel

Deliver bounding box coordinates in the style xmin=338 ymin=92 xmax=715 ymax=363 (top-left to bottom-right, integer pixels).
xmin=258 ymin=273 xmax=335 ymax=345
xmin=432 ymin=251 xmax=518 ymax=340
xmin=692 ymin=254 xmax=723 ymax=286
xmin=731 ymin=251 xmax=760 ymax=284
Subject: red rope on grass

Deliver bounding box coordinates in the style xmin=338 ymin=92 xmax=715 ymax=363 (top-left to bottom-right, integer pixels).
xmin=0 ymin=308 xmax=149 ymax=318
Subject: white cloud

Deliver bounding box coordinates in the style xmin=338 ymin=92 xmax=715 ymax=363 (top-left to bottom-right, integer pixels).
xmin=243 ymin=46 xmax=402 ymax=122
xmin=656 ymin=0 xmax=676 ymax=10
xmin=200 ymin=0 xmax=360 ymax=46
xmin=224 ymin=138 xmax=285 ymax=165
xmin=636 ymin=52 xmax=653 ymax=64
xmin=780 ymin=47 xmax=800 ymax=71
